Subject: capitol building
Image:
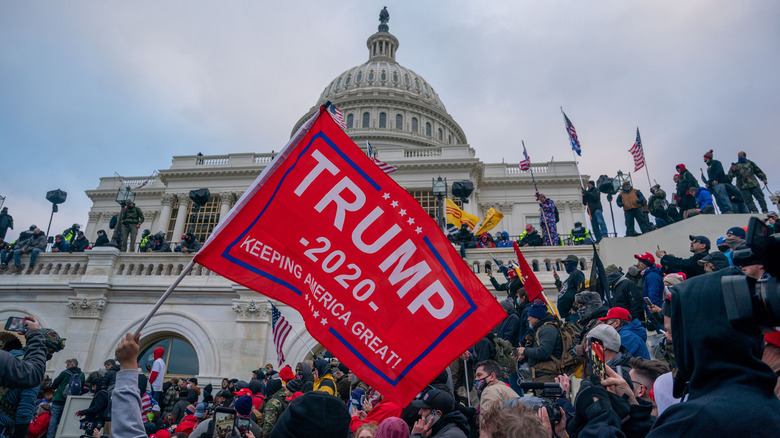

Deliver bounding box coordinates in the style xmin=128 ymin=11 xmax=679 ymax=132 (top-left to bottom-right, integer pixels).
xmin=1 ymin=10 xmax=595 ymax=385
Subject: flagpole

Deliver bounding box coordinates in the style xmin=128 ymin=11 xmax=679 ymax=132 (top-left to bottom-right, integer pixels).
xmin=135 ymin=259 xmax=196 ymax=336
xmin=268 ymin=300 xmax=319 ymax=360
xmin=524 ymin=141 xmax=555 ymax=246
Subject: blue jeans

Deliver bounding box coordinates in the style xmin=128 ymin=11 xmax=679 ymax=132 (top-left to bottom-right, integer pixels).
xmin=13 ymin=248 xmax=42 ymax=267
xmin=47 ymin=403 xmax=64 ymax=438
xmin=733 ymin=202 xmax=750 ymax=214
xmin=710 ymin=183 xmax=733 ymax=213
xmin=0 ymin=249 xmax=10 ymax=265
xmin=591 ymin=209 xmax=609 ymax=241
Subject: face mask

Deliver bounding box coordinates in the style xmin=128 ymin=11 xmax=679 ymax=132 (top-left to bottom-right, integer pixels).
xmin=565 ymin=262 xmax=577 ymax=274
xmin=474 ymin=378 xmax=487 ymax=392
xmin=738 ymin=157 xmax=747 ymax=163
xmin=577 ymin=308 xmax=588 ymax=319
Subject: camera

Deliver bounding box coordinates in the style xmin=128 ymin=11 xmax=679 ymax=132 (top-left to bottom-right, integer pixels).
xmin=722 ymin=217 xmax=780 ymax=329
xmin=517 ymin=383 xmax=564 ymax=424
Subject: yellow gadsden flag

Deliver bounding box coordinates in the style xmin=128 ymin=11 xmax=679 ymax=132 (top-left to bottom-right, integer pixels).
xmin=474 ymin=207 xmax=504 ymax=236
xmin=446 ymin=198 xmax=479 ymax=230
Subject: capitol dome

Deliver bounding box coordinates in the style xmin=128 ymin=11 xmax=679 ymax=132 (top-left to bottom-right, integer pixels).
xmin=292 ymin=8 xmax=468 ymax=148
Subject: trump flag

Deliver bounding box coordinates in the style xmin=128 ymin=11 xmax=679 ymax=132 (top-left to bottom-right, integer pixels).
xmin=194 ymin=105 xmax=505 ymax=405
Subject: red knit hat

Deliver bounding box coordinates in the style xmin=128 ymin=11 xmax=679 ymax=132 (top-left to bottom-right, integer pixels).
xmin=703 ymin=150 xmax=714 ymax=160
xmin=279 ymin=365 xmax=296 ymax=383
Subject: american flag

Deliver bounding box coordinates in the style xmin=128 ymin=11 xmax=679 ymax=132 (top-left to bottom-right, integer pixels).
xmin=628 ymin=128 xmax=646 ymax=171
xmin=519 ymin=141 xmax=531 ymax=171
xmin=271 ymin=303 xmax=292 ymax=367
xmin=327 ymin=104 xmax=347 ymax=130
xmin=366 ymin=141 xmax=397 ymax=173
xmin=562 ymin=109 xmax=582 ymax=156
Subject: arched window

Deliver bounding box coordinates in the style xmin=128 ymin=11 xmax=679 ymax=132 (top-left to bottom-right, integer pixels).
xmin=346 ymin=114 xmax=354 ymax=129
xmin=379 ymin=112 xmax=387 ymax=128
xmin=395 ymin=114 xmax=403 ymax=129
xmin=438 ymin=128 xmax=443 ymax=140
xmin=411 ymin=117 xmax=418 ymax=132
xmin=138 ymin=335 xmax=199 ymax=377
xmin=448 ymin=135 xmax=452 ymax=144
xmin=362 ymin=112 xmax=370 ymax=128
xmin=425 ymin=122 xmax=432 ymax=137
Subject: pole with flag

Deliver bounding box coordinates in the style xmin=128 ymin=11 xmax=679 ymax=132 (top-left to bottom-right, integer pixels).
xmin=366 ymin=141 xmax=397 ymax=174
xmin=629 ymin=127 xmax=652 ymax=188
xmin=560 ymin=108 xmax=586 ymax=191
xmin=268 ymin=300 xmax=318 ymax=363
xmin=521 ymin=141 xmax=554 ymax=248
xmin=512 ymin=241 xmax=559 ymax=317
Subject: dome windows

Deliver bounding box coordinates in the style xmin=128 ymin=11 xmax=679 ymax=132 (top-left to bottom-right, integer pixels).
xmin=395 ymin=114 xmax=403 ymax=129
xmin=415 ymin=78 xmax=421 ymax=91
xmin=380 ymin=70 xmax=387 ymax=81
xmin=335 ymin=78 xmax=342 ymax=90
xmin=368 ymin=70 xmax=375 ymax=81
xmin=345 ymin=75 xmax=351 ymax=85
xmin=347 ymin=114 xmax=354 ymax=129
xmin=393 ymin=72 xmax=399 ymax=83
xmin=379 ymin=112 xmax=387 ymax=128
xmin=362 ymin=112 xmax=370 ymax=128
xmin=404 ymin=75 xmax=410 ymax=86
xmin=411 ymin=117 xmax=418 ymax=132
xmin=438 ymin=128 xmax=443 ymax=141
xmin=425 ymin=122 xmax=432 ymax=137
xmin=357 ymin=72 xmax=363 ymax=83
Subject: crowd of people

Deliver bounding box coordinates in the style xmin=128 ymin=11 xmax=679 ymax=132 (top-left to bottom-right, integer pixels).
xmin=0 ymin=202 xmax=201 ymax=273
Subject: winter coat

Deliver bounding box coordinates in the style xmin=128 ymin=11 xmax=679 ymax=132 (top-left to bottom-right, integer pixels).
xmin=477 ymin=233 xmax=496 ymax=248
xmin=557 ymin=270 xmax=586 ymax=319
xmin=607 ymin=274 xmax=645 ymax=321
xmin=693 ymin=187 xmax=713 ymax=209
xmin=181 ymin=237 xmax=200 ymax=252
xmin=660 ymin=251 xmax=708 ymax=278
xmin=312 ymin=360 xmax=337 ymax=396
xmin=519 ymin=230 xmax=543 ymax=247
xmin=80 ymin=389 xmax=109 ymax=423
xmin=618 ymin=319 xmax=650 ymax=360
xmin=582 ymin=186 xmax=604 ymax=214
xmin=489 ymin=276 xmax=522 ymax=301
xmin=93 ymin=234 xmax=109 ymax=247
xmin=641 ymin=266 xmax=664 ymax=308
xmin=102 ymin=364 xmax=120 ymax=392
xmin=70 ymin=236 xmax=89 ymax=252
xmin=51 ymin=367 xmax=84 ymax=404
xmin=296 ymin=362 xmax=315 ymax=393
xmin=648 ymin=267 xmax=780 ymax=437
xmin=648 ymin=189 xmax=667 ymax=215
xmin=152 ymin=239 xmax=172 ymax=252
xmin=120 ymin=206 xmax=145 ymax=225
xmin=725 ymin=183 xmax=745 ymax=204
xmin=21 ymin=232 xmax=47 ymax=252
xmin=525 ymin=314 xmax=563 ymax=367
xmin=0 ymin=213 xmax=13 ymax=234
xmin=174 ymin=414 xmax=199 ymax=435
xmin=453 ymin=228 xmax=475 ymax=244
xmin=495 ymin=310 xmax=521 ymax=348
xmin=171 ymin=398 xmax=190 ymax=424
xmin=495 ymin=231 xmax=512 ymax=248
xmin=728 ymin=159 xmax=767 ymax=190
xmin=606 ymin=349 xmax=634 ymax=390
xmin=110 ymin=370 xmax=147 ymax=438
xmin=51 ymin=240 xmax=70 ymax=252
xmin=675 ymin=168 xmax=698 ymax=198
xmin=616 ymin=189 xmax=646 ymax=211
xmin=703 ymin=159 xmax=730 ymax=186
xmin=348 ymin=397 xmax=402 ymax=433
xmin=27 ymin=411 xmax=49 ymax=438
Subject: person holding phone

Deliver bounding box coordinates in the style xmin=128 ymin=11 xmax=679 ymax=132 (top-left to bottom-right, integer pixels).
xmin=586 ymin=325 xmax=633 ymax=390
xmin=410 ymin=389 xmax=468 ymax=438
xmin=0 ymin=317 xmax=46 ymax=390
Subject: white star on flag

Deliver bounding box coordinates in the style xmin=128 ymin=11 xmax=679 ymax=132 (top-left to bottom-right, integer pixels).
xmin=407 ymin=218 xmax=415 ymax=225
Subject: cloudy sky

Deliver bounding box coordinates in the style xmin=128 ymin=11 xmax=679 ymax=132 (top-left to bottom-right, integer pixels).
xmin=1 ymin=1 xmax=778 ymax=241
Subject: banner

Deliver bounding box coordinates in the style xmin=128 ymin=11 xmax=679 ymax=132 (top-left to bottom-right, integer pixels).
xmin=195 ymin=106 xmax=505 ymax=406
xmin=445 ymin=199 xmax=479 ymax=230
xmin=473 ymin=207 xmax=504 ymax=236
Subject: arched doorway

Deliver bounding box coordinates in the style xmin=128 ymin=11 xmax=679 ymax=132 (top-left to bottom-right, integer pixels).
xmin=138 ymin=334 xmax=199 ymax=377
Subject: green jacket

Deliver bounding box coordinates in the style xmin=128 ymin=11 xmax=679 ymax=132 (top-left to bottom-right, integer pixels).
xmin=120 ymin=206 xmax=145 ymax=225
xmin=260 ymin=388 xmax=287 ymax=437
xmin=649 ymin=189 xmax=667 ymax=213
xmin=51 ymin=367 xmax=85 ymax=404
xmin=728 ymin=160 xmax=766 ymax=190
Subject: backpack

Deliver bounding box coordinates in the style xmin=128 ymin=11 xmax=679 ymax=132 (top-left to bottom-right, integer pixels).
xmin=491 ymin=335 xmax=518 ymax=378
xmin=554 ymin=206 xmax=560 ymax=223
xmin=66 ymin=370 xmax=82 ymax=397
xmin=533 ymin=320 xmax=580 ymax=376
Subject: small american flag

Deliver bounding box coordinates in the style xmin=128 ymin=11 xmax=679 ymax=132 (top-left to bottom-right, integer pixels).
xmin=271 ymin=303 xmax=292 ymax=367
xmin=562 ymin=109 xmax=582 ymax=156
xmin=628 ymin=128 xmax=646 ymax=172
xmin=366 ymin=141 xmax=397 ymax=173
xmin=327 ymin=104 xmax=347 ymax=130
xmin=519 ymin=141 xmax=531 ymax=171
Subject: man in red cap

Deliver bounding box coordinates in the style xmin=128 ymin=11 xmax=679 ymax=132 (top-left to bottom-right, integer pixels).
xmin=518 ymin=225 xmax=542 ymax=247
xmin=635 ymin=252 xmax=664 ymax=318
xmin=599 ymin=307 xmax=650 ymax=360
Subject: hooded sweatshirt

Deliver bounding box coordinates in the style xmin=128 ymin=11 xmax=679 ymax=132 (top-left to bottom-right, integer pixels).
xmin=648 ymin=267 xmax=780 ymax=437
xmin=312 ymin=359 xmax=337 ymax=396
xmin=296 ymin=362 xmax=315 ymax=393
xmin=618 ymin=319 xmax=650 ymax=360
xmin=149 ymin=347 xmax=166 ymax=391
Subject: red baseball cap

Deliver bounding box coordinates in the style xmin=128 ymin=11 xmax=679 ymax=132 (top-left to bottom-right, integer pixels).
xmin=634 ymin=252 xmax=655 ymax=266
xmin=599 ymin=307 xmax=631 ymax=322
xmin=526 ymin=225 xmax=533 ymax=231
xmin=234 ymin=388 xmax=253 ymax=397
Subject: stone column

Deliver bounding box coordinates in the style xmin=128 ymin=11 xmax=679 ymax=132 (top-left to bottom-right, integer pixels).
xmin=86 ymin=211 xmax=102 ymax=241
xmin=171 ymin=194 xmax=191 ymax=244
xmin=156 ymin=194 xmax=175 ymax=233
xmin=218 ymin=192 xmax=234 ymax=225
xmin=499 ymin=202 xmax=514 ymax=235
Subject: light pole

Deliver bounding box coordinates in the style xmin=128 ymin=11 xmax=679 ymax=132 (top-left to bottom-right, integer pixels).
xmin=432 ymin=176 xmax=448 ymax=232
xmin=188 ymin=188 xmax=211 ymax=238
xmin=0 ymin=194 xmax=5 ymax=211
xmin=109 ymin=187 xmax=135 ymax=249
xmin=45 ymin=189 xmax=67 ymax=238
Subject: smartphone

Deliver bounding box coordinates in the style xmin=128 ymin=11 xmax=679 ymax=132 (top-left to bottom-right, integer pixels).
xmin=589 ymin=338 xmax=606 ymax=380
xmin=234 ymin=416 xmax=252 ymax=438
xmin=5 ymin=316 xmax=28 ymax=333
xmin=644 ymin=297 xmax=653 ymax=307
xmin=426 ymin=410 xmax=442 ymax=425
xmin=213 ymin=407 xmax=236 ymax=438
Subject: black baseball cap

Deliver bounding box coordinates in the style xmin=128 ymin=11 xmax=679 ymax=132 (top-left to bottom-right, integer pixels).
xmin=689 ymin=235 xmax=710 ymax=250
xmin=410 ymin=389 xmax=454 ymax=414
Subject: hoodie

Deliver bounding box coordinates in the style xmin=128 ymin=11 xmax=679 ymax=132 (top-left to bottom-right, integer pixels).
xmin=693 ymin=187 xmax=713 ymax=209
xmin=618 ymin=319 xmax=650 ymax=360
xmin=496 ymin=231 xmax=512 ymax=248
xmin=149 ymin=347 xmax=166 ymax=391
xmin=648 ymin=267 xmax=780 ymax=437
xmin=296 ymin=362 xmax=315 ymax=393
xmin=312 ymin=359 xmax=337 ymax=396
xmin=413 ymin=410 xmax=470 ymax=438
xmin=641 ymin=266 xmax=665 ymax=309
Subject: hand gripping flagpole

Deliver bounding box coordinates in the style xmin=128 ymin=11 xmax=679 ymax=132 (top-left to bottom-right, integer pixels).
xmin=135 ymin=259 xmax=197 ymax=336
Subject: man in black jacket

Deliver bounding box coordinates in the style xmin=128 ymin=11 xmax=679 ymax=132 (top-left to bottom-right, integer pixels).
xmin=582 ymin=180 xmax=609 ymax=242
xmin=656 ymin=235 xmax=710 ymax=278
xmin=555 ymin=255 xmax=586 ymax=323
xmin=604 ymin=265 xmax=644 ymax=321
xmin=516 ymin=304 xmax=563 ymax=383
xmin=702 ymin=149 xmax=734 ymax=214
xmin=77 ymin=382 xmax=109 ymax=434
xmin=487 ymin=267 xmax=522 ymax=301
xmin=453 ymin=224 xmax=475 ymax=258
xmin=648 ymin=267 xmax=780 ymax=437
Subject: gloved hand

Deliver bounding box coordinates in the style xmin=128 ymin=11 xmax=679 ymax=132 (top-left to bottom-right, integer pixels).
xmin=574 ymin=375 xmax=613 ymax=421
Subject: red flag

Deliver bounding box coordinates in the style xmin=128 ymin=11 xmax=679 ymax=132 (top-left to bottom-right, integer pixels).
xmin=194 ymin=106 xmax=505 ymax=406
xmin=512 ymin=241 xmax=544 ymax=302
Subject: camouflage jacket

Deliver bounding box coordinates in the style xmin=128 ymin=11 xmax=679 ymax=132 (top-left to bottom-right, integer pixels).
xmin=260 ymin=388 xmax=287 ymax=437
xmin=728 ymin=160 xmax=766 ymax=189
xmin=649 ymin=189 xmax=667 ymax=214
